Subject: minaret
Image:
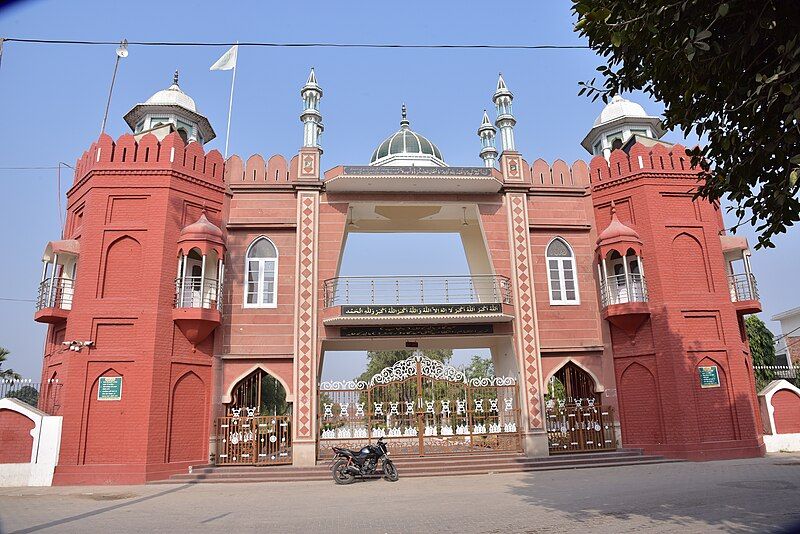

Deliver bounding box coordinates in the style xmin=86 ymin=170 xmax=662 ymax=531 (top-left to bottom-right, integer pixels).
xmin=300 ymin=68 xmax=323 ymax=148
xmin=477 ymin=110 xmax=498 ymax=167
xmin=493 ymin=73 xmax=516 ymax=153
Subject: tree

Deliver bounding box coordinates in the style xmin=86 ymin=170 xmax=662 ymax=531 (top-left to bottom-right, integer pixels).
xmin=573 ymin=1 xmax=800 ymax=248
xmin=355 ymin=349 xmax=452 ymax=384
xmin=745 ymin=315 xmax=776 ymax=390
xmin=0 ymin=347 xmax=20 ymax=380
xmin=463 ymin=355 xmax=495 ymax=381
xmin=7 ymin=385 xmax=39 ymax=408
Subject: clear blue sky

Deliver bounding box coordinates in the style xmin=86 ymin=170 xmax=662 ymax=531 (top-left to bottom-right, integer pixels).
xmin=0 ymin=0 xmax=797 ymax=380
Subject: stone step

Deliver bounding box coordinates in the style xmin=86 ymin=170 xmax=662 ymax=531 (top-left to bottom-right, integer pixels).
xmin=153 ymin=456 xmax=680 ymax=484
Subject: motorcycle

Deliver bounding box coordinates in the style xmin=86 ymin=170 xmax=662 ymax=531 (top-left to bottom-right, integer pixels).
xmin=330 ymin=436 xmax=399 ymax=484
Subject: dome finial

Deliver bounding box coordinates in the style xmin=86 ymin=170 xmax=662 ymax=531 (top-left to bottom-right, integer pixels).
xmin=400 ymin=103 xmax=410 ymax=128
xmin=610 ymin=200 xmax=617 ymax=216
xmin=173 ymin=69 xmax=179 ymax=86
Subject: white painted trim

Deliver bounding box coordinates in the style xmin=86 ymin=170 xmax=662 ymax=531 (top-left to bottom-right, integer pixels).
xmin=0 ymin=398 xmax=62 ymax=487
xmin=758 ymin=379 xmax=800 ymax=435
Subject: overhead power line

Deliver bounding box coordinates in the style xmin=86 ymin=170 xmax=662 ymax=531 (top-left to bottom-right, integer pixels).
xmin=2 ymin=38 xmax=590 ymax=50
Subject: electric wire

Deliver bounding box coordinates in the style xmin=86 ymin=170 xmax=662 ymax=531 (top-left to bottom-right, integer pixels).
xmin=2 ymin=37 xmax=590 ymax=50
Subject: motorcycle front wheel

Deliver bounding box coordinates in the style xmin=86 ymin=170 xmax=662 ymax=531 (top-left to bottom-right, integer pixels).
xmin=383 ymin=460 xmax=399 ymax=482
xmin=332 ymin=458 xmax=356 ymax=485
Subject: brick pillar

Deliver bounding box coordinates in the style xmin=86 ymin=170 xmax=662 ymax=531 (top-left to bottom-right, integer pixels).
xmin=292 ymin=147 xmax=322 ymax=466
xmin=501 ymin=151 xmax=547 ymax=456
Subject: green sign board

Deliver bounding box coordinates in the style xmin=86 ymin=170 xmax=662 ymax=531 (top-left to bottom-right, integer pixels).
xmin=698 ymin=366 xmax=720 ymax=388
xmin=98 ymin=376 xmax=123 ymax=401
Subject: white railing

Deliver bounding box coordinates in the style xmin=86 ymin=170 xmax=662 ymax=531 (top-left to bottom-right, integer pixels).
xmin=323 ymin=275 xmax=512 ymax=307
xmin=36 ymin=277 xmax=74 ymax=311
xmin=728 ymin=273 xmax=759 ymax=302
xmin=599 ymin=273 xmax=648 ymax=307
xmin=174 ymin=276 xmax=222 ymax=311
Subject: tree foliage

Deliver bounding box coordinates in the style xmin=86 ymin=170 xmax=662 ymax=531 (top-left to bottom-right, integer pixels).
xmin=745 ymin=315 xmax=776 ymax=390
xmin=7 ymin=385 xmax=39 ymax=408
xmin=573 ymin=0 xmax=800 ymax=248
xmin=462 ymin=355 xmax=495 ymax=381
xmin=355 ymin=349 xmax=452 ymax=384
xmin=0 ymin=347 xmax=20 ymax=380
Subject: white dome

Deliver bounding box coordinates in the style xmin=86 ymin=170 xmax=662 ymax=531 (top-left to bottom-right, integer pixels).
xmin=593 ymin=95 xmax=648 ymax=127
xmin=145 ymin=84 xmax=197 ymax=113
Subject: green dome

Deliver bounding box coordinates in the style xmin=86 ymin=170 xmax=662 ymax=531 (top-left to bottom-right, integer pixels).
xmin=369 ymin=106 xmax=445 ymax=166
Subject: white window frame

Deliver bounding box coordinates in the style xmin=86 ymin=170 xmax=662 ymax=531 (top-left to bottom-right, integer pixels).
xmin=546 ymin=237 xmax=580 ymax=306
xmin=243 ymin=237 xmax=279 ymax=308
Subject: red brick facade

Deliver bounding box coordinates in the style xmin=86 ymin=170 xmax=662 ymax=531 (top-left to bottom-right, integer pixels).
xmin=35 ymin=130 xmax=765 ymax=484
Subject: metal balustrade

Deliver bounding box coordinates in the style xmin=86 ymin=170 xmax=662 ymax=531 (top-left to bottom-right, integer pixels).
xmin=35 ymin=277 xmax=74 ymax=311
xmin=323 ymin=275 xmax=512 ymax=307
xmin=728 ymin=273 xmax=759 ymax=302
xmin=599 ymin=273 xmax=648 ymax=307
xmin=174 ymin=276 xmax=223 ymax=311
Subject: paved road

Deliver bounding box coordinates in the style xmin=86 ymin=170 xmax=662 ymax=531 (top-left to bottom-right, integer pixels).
xmin=1 ymin=454 xmax=799 ymax=533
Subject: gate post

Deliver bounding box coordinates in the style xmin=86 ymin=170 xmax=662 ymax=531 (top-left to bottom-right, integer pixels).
xmin=292 ymin=186 xmax=322 ymax=467
xmin=505 ymin=190 xmax=549 ymax=457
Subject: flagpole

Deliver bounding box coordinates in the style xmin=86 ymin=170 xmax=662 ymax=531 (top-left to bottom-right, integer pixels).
xmin=224 ymin=44 xmax=238 ymax=158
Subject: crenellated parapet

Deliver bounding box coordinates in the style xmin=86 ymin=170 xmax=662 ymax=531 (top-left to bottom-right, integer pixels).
xmin=72 ymin=132 xmax=225 ymax=187
xmin=224 ymin=153 xmax=300 ymax=188
xmin=588 ymin=142 xmax=697 ymax=190
xmin=529 ymin=158 xmax=590 ymax=188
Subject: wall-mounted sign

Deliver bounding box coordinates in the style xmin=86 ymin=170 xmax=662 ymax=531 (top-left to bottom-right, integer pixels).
xmin=340 ymin=324 xmax=494 ymax=338
xmin=98 ymin=376 xmax=123 ymax=400
xmin=341 ymin=303 xmax=502 ymax=317
xmin=698 ymin=366 xmax=720 ymax=388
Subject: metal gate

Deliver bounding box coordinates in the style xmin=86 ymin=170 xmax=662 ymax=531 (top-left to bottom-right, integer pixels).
xmin=215 ymin=411 xmax=292 ymax=465
xmin=318 ymin=351 xmax=521 ymax=458
xmin=545 ymin=399 xmax=616 ymax=453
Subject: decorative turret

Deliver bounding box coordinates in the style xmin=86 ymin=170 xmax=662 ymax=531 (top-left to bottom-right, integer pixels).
xmin=300 ymin=68 xmax=323 ymax=148
xmin=477 ymin=110 xmax=498 ymax=168
xmin=493 ymin=73 xmax=516 ymax=153
xmin=173 ymin=212 xmax=226 ymax=345
xmin=123 ymin=71 xmax=215 ymax=144
xmin=595 ymin=202 xmax=649 ymax=334
xmin=581 ymin=95 xmax=665 ymax=159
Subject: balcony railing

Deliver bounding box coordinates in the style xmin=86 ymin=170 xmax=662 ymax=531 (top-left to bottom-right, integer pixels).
xmin=323 ymin=275 xmax=512 ymax=307
xmin=728 ymin=273 xmax=759 ymax=302
xmin=599 ymin=273 xmax=648 ymax=307
xmin=36 ymin=277 xmax=74 ymax=311
xmin=174 ymin=276 xmax=222 ymax=311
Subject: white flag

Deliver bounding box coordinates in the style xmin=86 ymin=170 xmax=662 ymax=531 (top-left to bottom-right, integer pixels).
xmin=210 ymin=45 xmax=238 ymax=71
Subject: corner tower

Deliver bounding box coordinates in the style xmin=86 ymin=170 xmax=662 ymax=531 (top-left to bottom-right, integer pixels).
xmin=35 ymin=76 xmax=227 ymax=484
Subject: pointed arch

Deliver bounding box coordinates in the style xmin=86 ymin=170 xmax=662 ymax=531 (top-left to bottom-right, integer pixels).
xmin=222 ymin=364 xmax=294 ymax=405
xmin=168 ymin=371 xmax=207 ymax=463
xmin=545 ymin=236 xmax=580 ymax=305
xmin=244 ymin=236 xmax=279 ymax=308
xmin=101 ymin=235 xmax=142 ymax=298
xmin=544 ymin=358 xmax=605 ymax=393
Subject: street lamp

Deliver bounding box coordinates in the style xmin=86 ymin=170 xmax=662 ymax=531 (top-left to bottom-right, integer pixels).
xmin=100 ymin=39 xmax=128 ymax=134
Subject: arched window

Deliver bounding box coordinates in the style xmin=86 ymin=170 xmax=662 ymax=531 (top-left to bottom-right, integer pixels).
xmin=245 ymin=237 xmax=278 ymax=307
xmin=546 ymin=238 xmax=579 ymax=305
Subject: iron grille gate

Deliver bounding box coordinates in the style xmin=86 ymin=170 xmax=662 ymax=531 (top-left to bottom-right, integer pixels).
xmin=215 ymin=412 xmax=292 ymax=465
xmin=545 ymin=399 xmax=616 ymax=453
xmin=318 ymin=352 xmax=522 ymax=458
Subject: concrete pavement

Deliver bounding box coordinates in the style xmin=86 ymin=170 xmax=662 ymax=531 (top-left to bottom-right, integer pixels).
xmin=0 ymin=453 xmax=798 ymax=533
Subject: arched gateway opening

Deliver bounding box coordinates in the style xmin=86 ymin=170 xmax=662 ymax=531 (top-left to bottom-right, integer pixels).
xmin=216 ymin=369 xmax=292 ymax=465
xmin=545 ymin=361 xmax=616 ymax=454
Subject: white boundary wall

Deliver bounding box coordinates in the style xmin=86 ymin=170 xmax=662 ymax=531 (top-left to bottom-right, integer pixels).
xmin=758 ymin=379 xmax=800 ymax=453
xmin=0 ymin=398 xmax=62 ymax=486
